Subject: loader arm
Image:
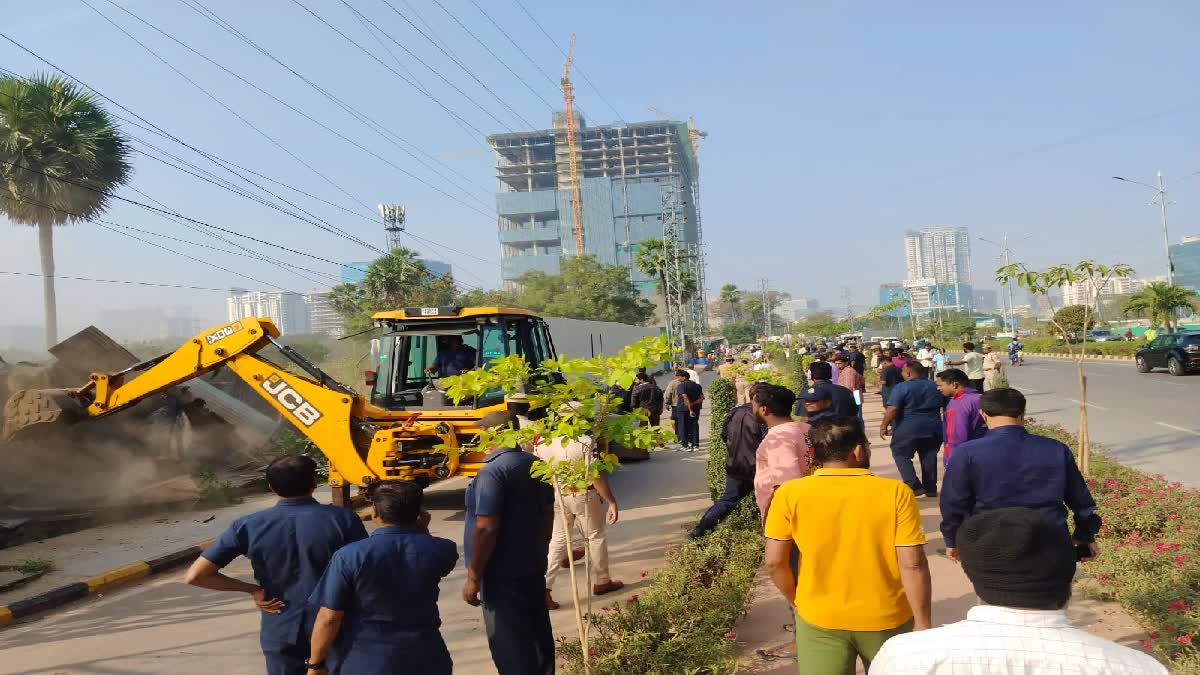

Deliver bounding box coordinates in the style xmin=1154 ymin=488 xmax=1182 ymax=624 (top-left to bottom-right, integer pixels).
xmin=3 ymin=318 xmax=379 ymax=488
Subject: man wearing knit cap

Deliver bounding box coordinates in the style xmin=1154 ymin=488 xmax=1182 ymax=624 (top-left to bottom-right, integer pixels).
xmin=870 ymin=508 xmax=1167 ymax=674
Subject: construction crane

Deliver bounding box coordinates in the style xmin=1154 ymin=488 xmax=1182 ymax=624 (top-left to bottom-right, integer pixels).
xmin=562 ymin=34 xmax=585 ymax=256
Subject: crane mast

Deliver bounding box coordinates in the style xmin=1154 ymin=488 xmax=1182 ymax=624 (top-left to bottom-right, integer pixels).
xmin=561 ymin=34 xmax=585 ymax=257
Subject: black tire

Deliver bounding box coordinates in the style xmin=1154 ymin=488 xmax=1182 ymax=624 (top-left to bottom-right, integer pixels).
xmin=1136 ymin=356 xmax=1151 ymax=373
xmin=1168 ymin=357 xmax=1185 ymax=377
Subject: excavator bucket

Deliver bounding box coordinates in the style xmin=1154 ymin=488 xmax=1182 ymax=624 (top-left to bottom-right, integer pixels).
xmin=2 ymin=389 xmax=88 ymax=442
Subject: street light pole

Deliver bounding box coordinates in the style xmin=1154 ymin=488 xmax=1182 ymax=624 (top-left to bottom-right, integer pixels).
xmin=1112 ymin=172 xmax=1181 ymax=286
xmin=979 ymin=235 xmax=1022 ymax=335
xmin=1156 ymin=170 xmax=1174 ymax=286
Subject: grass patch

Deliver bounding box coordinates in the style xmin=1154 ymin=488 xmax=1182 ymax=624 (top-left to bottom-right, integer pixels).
xmin=16 ymin=557 xmax=54 ymax=576
xmin=1026 ymin=419 xmax=1200 ymax=670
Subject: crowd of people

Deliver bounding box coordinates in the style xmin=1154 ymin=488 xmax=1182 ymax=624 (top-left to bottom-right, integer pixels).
xmin=695 ymin=341 xmax=1167 ymax=674
xmin=180 ymin=339 xmax=1166 ymax=675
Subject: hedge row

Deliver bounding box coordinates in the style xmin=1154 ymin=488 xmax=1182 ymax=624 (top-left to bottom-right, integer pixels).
xmin=987 ymin=336 xmax=1141 ymax=357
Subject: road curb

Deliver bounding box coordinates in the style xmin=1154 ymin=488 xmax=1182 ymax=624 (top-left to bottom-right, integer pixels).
xmin=1022 ymin=352 xmax=1135 ymax=362
xmin=0 ymin=538 xmax=214 ymax=627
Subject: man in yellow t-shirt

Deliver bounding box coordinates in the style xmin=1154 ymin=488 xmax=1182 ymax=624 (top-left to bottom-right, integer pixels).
xmin=763 ymin=417 xmax=932 ymax=674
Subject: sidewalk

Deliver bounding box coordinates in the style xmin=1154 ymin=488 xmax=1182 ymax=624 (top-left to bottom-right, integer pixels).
xmin=733 ymin=390 xmax=1153 ymax=673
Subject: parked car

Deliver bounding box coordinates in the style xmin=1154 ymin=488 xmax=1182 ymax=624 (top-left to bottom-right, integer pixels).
xmin=1136 ymin=331 xmax=1200 ymax=376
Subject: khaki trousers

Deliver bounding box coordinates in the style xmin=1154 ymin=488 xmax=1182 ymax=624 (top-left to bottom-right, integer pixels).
xmin=545 ymin=490 xmax=610 ymax=587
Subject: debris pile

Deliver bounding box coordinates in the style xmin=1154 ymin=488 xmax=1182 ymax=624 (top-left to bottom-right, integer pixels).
xmin=0 ymin=326 xmax=282 ymax=524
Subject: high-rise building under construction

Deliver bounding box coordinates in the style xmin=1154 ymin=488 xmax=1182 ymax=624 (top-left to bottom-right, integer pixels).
xmin=487 ymin=113 xmax=703 ymax=312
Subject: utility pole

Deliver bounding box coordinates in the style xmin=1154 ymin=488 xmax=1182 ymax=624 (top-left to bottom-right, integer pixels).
xmin=979 ymin=235 xmax=1023 ymax=335
xmin=759 ymin=278 xmax=772 ymax=337
xmin=1157 ymin=170 xmax=1174 ymax=286
xmin=661 ymin=186 xmax=688 ymax=363
xmin=1113 ymin=171 xmax=1188 ymax=286
xmin=841 ymin=285 xmax=853 ymax=332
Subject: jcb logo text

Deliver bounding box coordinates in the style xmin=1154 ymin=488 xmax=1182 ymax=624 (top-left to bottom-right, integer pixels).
xmin=261 ymin=374 xmax=323 ymax=426
xmin=205 ymin=322 xmax=242 ymax=345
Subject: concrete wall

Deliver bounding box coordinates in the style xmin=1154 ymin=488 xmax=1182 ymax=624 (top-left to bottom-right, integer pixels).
xmin=545 ymin=316 xmax=663 ymax=359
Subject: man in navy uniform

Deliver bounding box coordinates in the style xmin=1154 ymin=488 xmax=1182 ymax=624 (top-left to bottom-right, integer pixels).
xmin=306 ymin=482 xmax=458 ymax=675
xmin=185 ymin=455 xmax=367 ymax=675
xmin=880 ymin=361 xmax=944 ymax=497
xmin=462 ymin=443 xmax=557 ymax=675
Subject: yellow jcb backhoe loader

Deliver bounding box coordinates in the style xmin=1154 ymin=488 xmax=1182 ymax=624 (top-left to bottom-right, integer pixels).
xmin=3 ymin=306 xmax=561 ymax=505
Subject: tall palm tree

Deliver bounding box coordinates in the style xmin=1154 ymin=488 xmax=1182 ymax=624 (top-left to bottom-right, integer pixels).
xmin=1122 ymin=282 xmax=1198 ymax=331
xmin=718 ymin=283 xmax=742 ymax=323
xmin=0 ymin=74 xmax=132 ymax=348
xmin=634 ymin=238 xmax=696 ymax=306
xmin=363 ymin=247 xmax=429 ymax=308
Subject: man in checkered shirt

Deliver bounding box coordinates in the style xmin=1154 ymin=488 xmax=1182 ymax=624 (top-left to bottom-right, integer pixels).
xmin=870 ymin=507 xmax=1167 ymax=674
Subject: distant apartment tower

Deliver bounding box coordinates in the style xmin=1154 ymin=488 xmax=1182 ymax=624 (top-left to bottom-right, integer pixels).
xmin=777 ymin=297 xmax=821 ymax=321
xmin=1170 ymin=235 xmax=1200 ymax=291
xmin=903 ymin=227 xmax=973 ymax=312
xmin=487 ymin=113 xmax=701 ymax=301
xmin=340 ymin=259 xmax=452 ymax=285
xmin=972 ymin=289 xmax=999 ymax=313
xmin=227 ymin=290 xmax=309 ymax=335
xmin=1062 ymin=276 xmax=1149 ymax=308
xmin=305 ymin=291 xmax=343 ymax=338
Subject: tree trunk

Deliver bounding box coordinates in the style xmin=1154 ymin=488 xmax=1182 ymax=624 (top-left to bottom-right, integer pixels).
xmin=1076 ymin=359 xmax=1090 ymax=475
xmin=39 ymin=222 xmax=58 ymax=349
xmin=554 ymin=478 xmax=589 ymax=672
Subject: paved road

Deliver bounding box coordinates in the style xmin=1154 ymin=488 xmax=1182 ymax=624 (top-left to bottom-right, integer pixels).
xmin=1003 ymin=355 xmax=1200 ymax=486
xmin=0 ymin=413 xmax=714 ymax=674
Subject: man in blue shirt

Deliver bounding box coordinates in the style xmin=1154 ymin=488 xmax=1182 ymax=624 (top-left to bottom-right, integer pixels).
xmin=940 ymin=387 xmax=1102 ymax=563
xmin=674 ymin=369 xmax=705 ymax=451
xmin=794 ymin=361 xmax=858 ymax=418
xmin=462 ymin=445 xmax=556 ymax=675
xmin=186 ymin=455 xmax=367 ymax=675
xmin=880 ymin=361 xmax=944 ymax=497
xmin=306 ymin=482 xmax=458 ymax=675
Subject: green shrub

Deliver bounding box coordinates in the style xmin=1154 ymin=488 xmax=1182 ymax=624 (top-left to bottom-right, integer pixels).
xmin=987 ymin=337 xmax=1140 ymax=357
xmin=194 ymin=468 xmax=240 ymax=506
xmin=704 ymin=377 xmax=760 ymax=529
xmin=1026 ymin=420 xmax=1199 ymax=668
xmin=786 ymin=352 xmax=810 ymax=395
xmin=557 ymin=527 xmax=764 ymax=674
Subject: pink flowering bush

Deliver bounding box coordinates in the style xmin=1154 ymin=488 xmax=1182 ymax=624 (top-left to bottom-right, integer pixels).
xmin=1028 ymin=420 xmax=1200 ymax=670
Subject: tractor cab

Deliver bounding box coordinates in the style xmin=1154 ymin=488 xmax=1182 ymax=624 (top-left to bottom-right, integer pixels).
xmin=367 ymin=306 xmax=557 ymax=410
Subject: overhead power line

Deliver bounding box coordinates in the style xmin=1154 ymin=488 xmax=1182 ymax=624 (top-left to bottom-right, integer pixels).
xmin=0 ymin=159 xmax=485 ymax=294
xmin=178 ymin=0 xmax=492 ymax=201
xmin=510 ymin=0 xmax=627 ymax=125
xmin=291 ymin=0 xmax=510 ymax=134
xmin=97 ymin=0 xmax=494 ymax=217
xmin=80 ymin=0 xmax=379 ymax=232
xmin=466 ymin=0 xmax=559 ymax=91
xmin=429 ymin=0 xmax=556 ymax=111
xmin=0 ymin=270 xmax=275 ymax=293
xmin=372 ymin=0 xmax=538 ymax=128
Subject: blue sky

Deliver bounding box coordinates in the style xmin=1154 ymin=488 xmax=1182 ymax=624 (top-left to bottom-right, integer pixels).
xmin=3 ymin=0 xmax=1200 ymax=339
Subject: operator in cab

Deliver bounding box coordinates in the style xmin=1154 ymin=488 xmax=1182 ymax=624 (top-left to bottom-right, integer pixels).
xmin=425 ymin=335 xmax=478 ymax=378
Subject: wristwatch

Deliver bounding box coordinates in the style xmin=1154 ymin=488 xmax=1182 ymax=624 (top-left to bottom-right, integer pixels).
xmin=303 ymin=659 xmax=326 ymax=671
